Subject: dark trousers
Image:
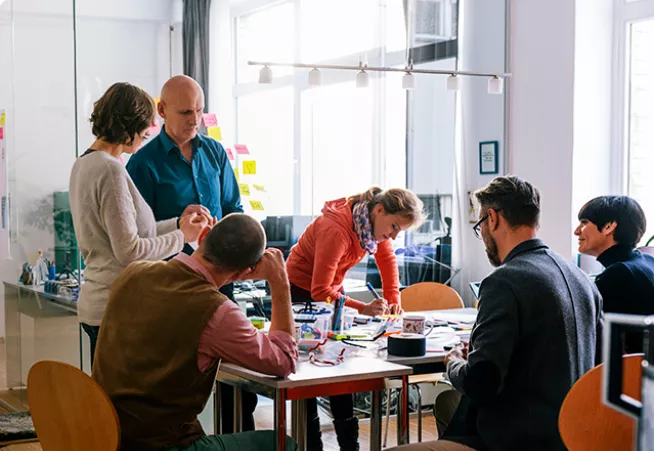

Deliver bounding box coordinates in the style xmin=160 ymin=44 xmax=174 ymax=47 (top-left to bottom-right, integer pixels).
xmin=440 ymin=395 xmax=488 ymax=451
xmin=218 ymin=384 xmax=259 ymax=433
xmin=81 ymin=323 xmax=101 ymax=368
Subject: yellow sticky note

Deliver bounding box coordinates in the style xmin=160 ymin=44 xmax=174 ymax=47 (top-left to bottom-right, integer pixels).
xmin=154 ymin=97 xmax=160 ymax=108
xmin=249 ymin=200 xmax=264 ymax=211
xmin=207 ymin=126 xmax=222 ymax=141
xmin=234 ymin=167 xmax=239 ymax=182
xmin=242 ymin=160 xmax=257 ymax=175
xmin=0 ymin=113 xmax=5 ymax=126
xmin=253 ymin=184 xmax=266 ymax=192
xmin=239 ymin=183 xmax=250 ymax=196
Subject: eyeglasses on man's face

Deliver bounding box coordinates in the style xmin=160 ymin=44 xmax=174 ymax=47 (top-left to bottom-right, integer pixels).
xmin=472 ymin=209 xmax=501 ymax=240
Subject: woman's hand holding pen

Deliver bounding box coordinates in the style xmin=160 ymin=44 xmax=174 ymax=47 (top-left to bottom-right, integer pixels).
xmin=362 ymin=298 xmax=389 ymax=317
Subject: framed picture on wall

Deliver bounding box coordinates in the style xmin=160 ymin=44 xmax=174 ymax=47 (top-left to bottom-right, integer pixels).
xmin=479 ymin=141 xmax=499 ymax=175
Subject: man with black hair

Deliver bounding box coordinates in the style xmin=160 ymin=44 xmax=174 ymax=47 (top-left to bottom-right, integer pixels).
xmin=575 ymin=195 xmax=654 ymax=353
xmin=409 ymin=176 xmax=604 ymax=451
xmin=92 ymin=213 xmax=298 ymax=451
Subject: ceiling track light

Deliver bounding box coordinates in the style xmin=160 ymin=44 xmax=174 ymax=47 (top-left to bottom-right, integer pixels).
xmin=258 ymin=66 xmax=272 ymax=84
xmin=487 ymin=76 xmax=503 ymax=94
xmin=447 ymin=74 xmax=460 ymax=91
xmin=251 ymin=61 xmax=510 ymax=95
xmin=308 ymin=68 xmax=322 ymax=87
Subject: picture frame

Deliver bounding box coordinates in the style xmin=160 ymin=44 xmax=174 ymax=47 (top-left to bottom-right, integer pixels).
xmin=479 ymin=141 xmax=499 ymax=175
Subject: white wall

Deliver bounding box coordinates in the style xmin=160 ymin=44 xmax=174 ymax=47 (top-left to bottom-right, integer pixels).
xmin=508 ymin=0 xmax=576 ymax=260
xmin=508 ymin=0 xmax=614 ymax=269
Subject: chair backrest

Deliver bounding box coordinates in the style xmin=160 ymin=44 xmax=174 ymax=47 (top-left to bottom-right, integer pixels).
xmin=400 ymin=282 xmax=464 ymax=312
xmin=27 ymin=360 xmax=120 ymax=451
xmin=559 ymin=354 xmax=643 ymax=451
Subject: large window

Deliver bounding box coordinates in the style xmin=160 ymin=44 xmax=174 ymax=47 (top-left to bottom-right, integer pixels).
xmin=627 ymin=18 xmax=654 ymax=243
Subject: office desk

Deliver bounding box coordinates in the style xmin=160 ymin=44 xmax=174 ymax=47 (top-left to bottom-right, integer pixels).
xmin=3 ymin=282 xmax=82 ymax=390
xmin=215 ymin=358 xmax=413 ymax=451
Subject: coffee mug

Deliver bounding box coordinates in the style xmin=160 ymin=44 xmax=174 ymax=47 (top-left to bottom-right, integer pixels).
xmin=402 ymin=315 xmax=434 ymax=335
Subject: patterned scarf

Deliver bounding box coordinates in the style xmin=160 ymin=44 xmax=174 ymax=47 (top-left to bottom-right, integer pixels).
xmin=352 ymin=202 xmax=378 ymax=255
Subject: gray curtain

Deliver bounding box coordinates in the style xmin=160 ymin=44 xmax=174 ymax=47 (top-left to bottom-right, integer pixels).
xmin=183 ymin=0 xmax=212 ymax=111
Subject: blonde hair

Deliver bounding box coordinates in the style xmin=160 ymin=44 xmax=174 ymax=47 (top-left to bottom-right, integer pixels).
xmin=348 ymin=186 xmax=427 ymax=228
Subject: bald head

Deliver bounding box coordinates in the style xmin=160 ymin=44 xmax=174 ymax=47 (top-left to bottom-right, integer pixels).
xmin=158 ymin=75 xmax=205 ymax=145
xmin=200 ymin=214 xmax=266 ymax=272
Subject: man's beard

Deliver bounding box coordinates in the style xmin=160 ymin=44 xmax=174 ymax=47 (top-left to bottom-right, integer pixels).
xmin=484 ymin=233 xmax=502 ymax=267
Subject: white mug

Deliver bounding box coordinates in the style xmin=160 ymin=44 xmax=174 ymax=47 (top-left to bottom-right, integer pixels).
xmin=402 ymin=315 xmax=433 ymax=335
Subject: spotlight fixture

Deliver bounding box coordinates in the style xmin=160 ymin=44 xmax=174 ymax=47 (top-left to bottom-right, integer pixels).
xmin=258 ymin=66 xmax=272 ymax=84
xmin=356 ymin=70 xmax=369 ymax=88
xmin=308 ymin=68 xmax=322 ymax=87
xmin=402 ymin=72 xmax=415 ymax=90
xmin=446 ymin=74 xmax=460 ymax=91
xmin=487 ymin=76 xmax=503 ymax=94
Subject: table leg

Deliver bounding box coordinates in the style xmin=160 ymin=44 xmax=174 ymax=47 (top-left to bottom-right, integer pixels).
xmin=291 ymin=399 xmax=307 ymax=451
xmin=233 ymin=386 xmax=243 ymax=433
xmin=396 ymin=375 xmax=410 ymax=445
xmin=214 ymin=382 xmax=222 ymax=435
xmin=275 ymin=389 xmax=287 ymax=451
xmin=370 ymin=390 xmax=383 ymax=451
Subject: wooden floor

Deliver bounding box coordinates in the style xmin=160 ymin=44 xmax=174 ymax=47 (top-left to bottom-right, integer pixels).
xmin=0 ymin=342 xmax=439 ymax=450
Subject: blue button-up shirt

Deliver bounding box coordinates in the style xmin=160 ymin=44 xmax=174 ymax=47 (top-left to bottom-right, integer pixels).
xmin=126 ymin=127 xmax=243 ymax=222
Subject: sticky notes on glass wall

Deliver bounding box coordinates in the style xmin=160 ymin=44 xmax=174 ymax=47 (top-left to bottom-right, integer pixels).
xmin=253 ymin=184 xmax=266 ymax=192
xmin=242 ymin=160 xmax=256 ymax=175
xmin=154 ymin=98 xmax=161 ymax=110
xmin=0 ymin=113 xmax=5 ymax=126
xmin=203 ymin=113 xmax=218 ymax=128
xmin=225 ymin=148 xmax=235 ymax=160
xmin=0 ymin=128 xmax=3 ymax=140
xmin=235 ymin=144 xmax=249 ymax=155
xmin=239 ymin=184 xmax=250 ymax=196
xmin=249 ymin=200 xmax=264 ymax=211
xmin=207 ymin=127 xmax=222 ymax=141
xmin=234 ymin=168 xmax=239 ymax=182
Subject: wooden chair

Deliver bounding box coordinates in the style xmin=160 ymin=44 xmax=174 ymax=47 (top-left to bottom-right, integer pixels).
xmin=559 ymin=354 xmax=643 ymax=451
xmin=400 ymin=282 xmax=464 ymax=312
xmin=383 ymin=283 xmax=464 ymax=446
xmin=27 ymin=361 xmax=120 ymax=451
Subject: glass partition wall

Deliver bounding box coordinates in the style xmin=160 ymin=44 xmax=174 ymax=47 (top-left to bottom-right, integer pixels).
xmin=0 ymin=0 xmax=179 ymax=412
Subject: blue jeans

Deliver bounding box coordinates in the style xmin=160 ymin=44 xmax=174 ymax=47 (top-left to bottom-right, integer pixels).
xmin=165 ymin=431 xmax=297 ymax=451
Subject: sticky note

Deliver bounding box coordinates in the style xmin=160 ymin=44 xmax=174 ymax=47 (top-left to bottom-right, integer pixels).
xmin=154 ymin=97 xmax=160 ymax=109
xmin=207 ymin=126 xmax=222 ymax=141
xmin=0 ymin=128 xmax=4 ymax=140
xmin=249 ymin=200 xmax=264 ymax=211
xmin=203 ymin=113 xmax=218 ymax=127
xmin=225 ymin=148 xmax=235 ymax=160
xmin=253 ymin=184 xmax=265 ymax=192
xmin=234 ymin=168 xmax=239 ymax=182
xmin=239 ymin=183 xmax=251 ymax=196
xmin=0 ymin=113 xmax=5 ymax=126
xmin=242 ymin=160 xmax=256 ymax=175
xmin=235 ymin=144 xmax=250 ymax=155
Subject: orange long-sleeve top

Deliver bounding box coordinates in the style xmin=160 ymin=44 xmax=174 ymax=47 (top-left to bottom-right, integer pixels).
xmin=285 ymin=198 xmax=401 ymax=313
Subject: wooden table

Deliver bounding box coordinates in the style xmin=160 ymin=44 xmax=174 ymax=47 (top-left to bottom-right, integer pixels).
xmin=215 ymin=357 xmax=413 ymax=451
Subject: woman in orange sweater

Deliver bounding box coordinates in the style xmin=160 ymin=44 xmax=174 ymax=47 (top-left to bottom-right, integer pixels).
xmin=286 ymin=186 xmax=425 ymax=451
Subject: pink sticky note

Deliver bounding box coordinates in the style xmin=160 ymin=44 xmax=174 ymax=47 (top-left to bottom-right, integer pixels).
xmin=203 ymin=114 xmax=218 ymax=128
xmin=234 ymin=144 xmax=249 ymax=155
xmin=225 ymin=148 xmax=235 ymax=160
xmin=0 ymin=127 xmax=4 ymax=140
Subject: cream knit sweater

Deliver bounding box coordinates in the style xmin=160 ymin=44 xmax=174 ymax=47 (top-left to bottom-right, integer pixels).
xmin=69 ymin=151 xmax=185 ymax=325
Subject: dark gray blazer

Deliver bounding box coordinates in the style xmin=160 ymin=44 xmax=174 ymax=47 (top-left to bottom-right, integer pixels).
xmin=447 ymin=239 xmax=604 ymax=451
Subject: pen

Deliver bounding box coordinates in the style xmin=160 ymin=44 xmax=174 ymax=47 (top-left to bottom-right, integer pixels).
xmin=366 ymin=282 xmax=381 ymax=299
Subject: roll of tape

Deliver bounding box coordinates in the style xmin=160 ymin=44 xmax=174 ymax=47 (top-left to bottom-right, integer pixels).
xmin=388 ymin=333 xmax=427 ymax=357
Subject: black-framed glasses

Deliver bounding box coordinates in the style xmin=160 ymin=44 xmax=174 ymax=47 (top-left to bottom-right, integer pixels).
xmin=472 ymin=209 xmax=501 ymax=240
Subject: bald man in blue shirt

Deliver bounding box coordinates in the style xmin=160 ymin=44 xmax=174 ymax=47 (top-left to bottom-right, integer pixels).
xmin=126 ymin=75 xmax=253 ymax=433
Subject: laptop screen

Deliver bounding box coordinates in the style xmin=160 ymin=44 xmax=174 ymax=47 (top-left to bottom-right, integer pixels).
xmin=469 ymin=282 xmax=481 ymax=300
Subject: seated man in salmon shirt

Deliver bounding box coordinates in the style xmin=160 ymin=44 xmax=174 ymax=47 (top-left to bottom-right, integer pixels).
xmin=92 ymin=213 xmax=298 ymax=451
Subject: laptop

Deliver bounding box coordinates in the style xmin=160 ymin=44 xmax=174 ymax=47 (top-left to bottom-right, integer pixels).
xmin=469 ymin=282 xmax=481 ymax=300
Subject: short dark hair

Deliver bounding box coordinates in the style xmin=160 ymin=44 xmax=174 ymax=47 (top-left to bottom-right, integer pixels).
xmin=201 ymin=214 xmax=266 ymax=272
xmin=89 ymin=82 xmax=155 ymax=146
xmin=474 ymin=175 xmax=541 ymax=228
xmin=577 ymin=196 xmax=646 ymax=248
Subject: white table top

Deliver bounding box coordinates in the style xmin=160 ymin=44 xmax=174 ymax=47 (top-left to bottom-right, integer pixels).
xmin=219 ymin=357 xmax=412 ymax=389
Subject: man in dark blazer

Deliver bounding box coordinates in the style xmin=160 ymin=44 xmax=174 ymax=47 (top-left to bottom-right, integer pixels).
xmin=439 ymin=176 xmax=604 ymax=451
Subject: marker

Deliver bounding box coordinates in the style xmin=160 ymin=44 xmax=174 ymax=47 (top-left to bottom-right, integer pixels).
xmin=366 ymin=282 xmax=381 ymax=299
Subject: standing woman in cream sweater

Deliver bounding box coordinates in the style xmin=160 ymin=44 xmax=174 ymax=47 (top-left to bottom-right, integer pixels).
xmin=70 ymin=82 xmax=209 ymax=365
